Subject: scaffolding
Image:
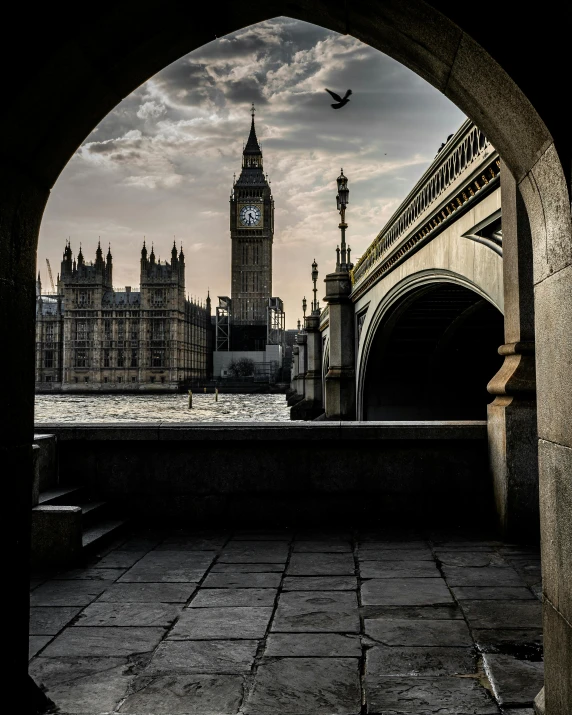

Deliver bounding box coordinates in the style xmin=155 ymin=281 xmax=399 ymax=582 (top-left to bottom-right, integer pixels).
xmin=216 ymin=296 xmax=231 ymax=351
xmin=267 ymin=297 xmax=285 ymax=346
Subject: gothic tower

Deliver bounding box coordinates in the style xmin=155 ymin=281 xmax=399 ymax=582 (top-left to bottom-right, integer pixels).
xmin=229 ymin=105 xmax=274 ymax=350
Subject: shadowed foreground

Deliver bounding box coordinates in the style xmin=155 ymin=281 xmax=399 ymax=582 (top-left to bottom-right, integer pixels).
xmin=30 ymin=529 xmax=542 ymax=714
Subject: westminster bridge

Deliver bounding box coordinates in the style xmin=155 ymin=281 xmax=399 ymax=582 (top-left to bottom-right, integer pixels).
xmin=290 ymin=119 xmax=539 ymax=539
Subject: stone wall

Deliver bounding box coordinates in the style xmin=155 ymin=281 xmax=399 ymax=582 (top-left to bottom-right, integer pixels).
xmin=36 ymin=422 xmax=492 ymax=528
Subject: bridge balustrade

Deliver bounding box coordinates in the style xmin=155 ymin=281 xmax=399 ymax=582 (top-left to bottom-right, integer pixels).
xmin=351 ymin=120 xmax=499 ymax=297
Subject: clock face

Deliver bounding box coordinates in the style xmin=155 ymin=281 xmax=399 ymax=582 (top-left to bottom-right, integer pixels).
xmin=239 ymin=205 xmax=261 ymax=227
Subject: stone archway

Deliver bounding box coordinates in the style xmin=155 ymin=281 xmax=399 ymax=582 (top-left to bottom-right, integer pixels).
xmin=356 ymin=268 xmax=504 ymax=420
xmin=1 ymin=2 xmax=570 ymax=711
xmin=359 ymin=279 xmax=504 ymax=420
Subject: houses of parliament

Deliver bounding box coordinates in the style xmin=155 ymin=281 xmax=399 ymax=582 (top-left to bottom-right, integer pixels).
xmin=35 ymin=240 xmax=212 ymax=391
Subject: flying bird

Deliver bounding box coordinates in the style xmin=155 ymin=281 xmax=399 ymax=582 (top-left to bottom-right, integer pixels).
xmin=325 ymin=88 xmax=352 ymax=109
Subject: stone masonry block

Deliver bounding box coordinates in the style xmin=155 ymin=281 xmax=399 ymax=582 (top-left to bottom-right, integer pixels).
xmin=31 ymin=505 xmax=82 ymax=568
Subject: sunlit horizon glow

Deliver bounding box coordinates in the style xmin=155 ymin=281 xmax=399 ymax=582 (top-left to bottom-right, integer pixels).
xmin=38 ymin=17 xmax=465 ymax=327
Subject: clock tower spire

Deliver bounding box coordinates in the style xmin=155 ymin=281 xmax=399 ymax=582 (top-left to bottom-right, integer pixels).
xmin=229 ymin=104 xmax=274 ymax=350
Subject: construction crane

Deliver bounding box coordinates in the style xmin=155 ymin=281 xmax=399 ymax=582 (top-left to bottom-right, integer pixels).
xmin=45 ymin=258 xmax=55 ymax=292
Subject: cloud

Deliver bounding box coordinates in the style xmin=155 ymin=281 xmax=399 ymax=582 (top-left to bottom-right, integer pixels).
xmin=137 ymin=101 xmax=166 ymax=119
xmin=39 ymin=16 xmax=466 ymax=327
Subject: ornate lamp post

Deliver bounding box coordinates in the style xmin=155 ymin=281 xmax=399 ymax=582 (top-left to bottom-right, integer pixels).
xmin=336 ymin=169 xmax=351 ymax=272
xmin=302 ymin=296 xmax=307 ymax=320
xmin=320 ymin=168 xmax=356 ymax=419
xmin=297 ymin=319 xmax=301 ymax=331
xmin=311 ymin=259 xmax=319 ymax=313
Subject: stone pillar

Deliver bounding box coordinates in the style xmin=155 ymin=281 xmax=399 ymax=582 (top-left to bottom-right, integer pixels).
xmin=323 ymin=271 xmax=355 ymax=419
xmin=487 ymin=162 xmax=539 ymax=539
xmin=0 ymin=167 xmax=54 ymax=708
xmin=290 ymin=312 xmax=324 ymax=420
xmin=296 ymin=332 xmax=307 ymax=398
xmin=287 ymin=343 xmax=304 ymax=407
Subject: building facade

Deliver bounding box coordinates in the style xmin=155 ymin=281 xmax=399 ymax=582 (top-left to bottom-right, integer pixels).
xmin=36 ymin=241 xmax=212 ymax=392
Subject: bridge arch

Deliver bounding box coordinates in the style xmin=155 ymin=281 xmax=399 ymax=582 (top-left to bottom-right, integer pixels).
xmin=357 ymin=272 xmax=504 ymax=420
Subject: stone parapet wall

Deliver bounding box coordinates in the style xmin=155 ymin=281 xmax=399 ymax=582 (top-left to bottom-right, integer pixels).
xmin=36 ymin=422 xmax=491 ymax=528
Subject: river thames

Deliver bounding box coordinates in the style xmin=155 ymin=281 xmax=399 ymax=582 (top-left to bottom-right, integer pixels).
xmin=34 ymin=393 xmax=291 ymax=423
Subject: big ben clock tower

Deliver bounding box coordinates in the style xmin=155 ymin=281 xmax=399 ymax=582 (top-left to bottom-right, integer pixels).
xmin=229 ymin=105 xmax=274 ymax=350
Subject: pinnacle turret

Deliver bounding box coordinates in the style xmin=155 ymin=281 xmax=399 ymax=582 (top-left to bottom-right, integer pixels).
xmin=241 ymin=104 xmax=263 ymax=172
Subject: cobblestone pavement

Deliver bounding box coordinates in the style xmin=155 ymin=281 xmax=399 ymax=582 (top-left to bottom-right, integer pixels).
xmin=29 ymin=530 xmax=543 ymax=714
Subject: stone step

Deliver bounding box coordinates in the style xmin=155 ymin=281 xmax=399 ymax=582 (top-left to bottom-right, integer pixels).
xmin=82 ymin=519 xmax=128 ymax=554
xmin=38 ymin=486 xmax=85 ymax=506
xmin=79 ymin=501 xmax=109 ymax=527
xmin=33 ymin=434 xmax=58 ymax=490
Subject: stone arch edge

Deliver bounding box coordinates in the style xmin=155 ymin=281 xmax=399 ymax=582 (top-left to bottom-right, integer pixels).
xmin=356 ymin=268 xmax=503 ymax=420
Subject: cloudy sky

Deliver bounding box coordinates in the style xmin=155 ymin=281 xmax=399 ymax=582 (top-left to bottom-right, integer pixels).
xmin=38 ymin=17 xmax=465 ymax=327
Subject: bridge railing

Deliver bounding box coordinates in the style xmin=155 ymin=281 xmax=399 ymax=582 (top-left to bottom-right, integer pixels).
xmin=319 ymin=304 xmax=329 ymax=331
xmin=351 ymin=119 xmax=499 ymax=295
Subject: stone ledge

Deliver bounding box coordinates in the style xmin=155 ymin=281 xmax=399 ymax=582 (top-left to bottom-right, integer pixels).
xmin=35 ymin=421 xmax=487 ymax=442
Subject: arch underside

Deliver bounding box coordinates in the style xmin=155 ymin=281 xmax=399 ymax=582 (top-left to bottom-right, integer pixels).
xmin=360 ymin=280 xmax=504 ymax=420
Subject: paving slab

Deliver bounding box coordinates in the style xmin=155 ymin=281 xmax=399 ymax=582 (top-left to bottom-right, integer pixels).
xmin=358 ymin=540 xmax=428 ymax=550
xmin=30 ymin=580 xmax=113 ymax=606
xmin=189 ymin=588 xmax=277 ymax=607
xmin=460 ymin=600 xmax=542 ymax=629
xmin=473 ymin=628 xmax=543 ymax=650
xmin=287 ymin=553 xmax=355 ymax=576
xmin=364 ymin=618 xmax=473 ymax=646
xmin=452 ymin=586 xmax=535 ymax=600
xmin=155 ymin=536 xmax=227 ymax=551
xmin=41 ymin=627 xmax=166 ymax=657
xmin=361 ymin=578 xmax=453 ymax=606
xmin=146 ymin=640 xmax=259 ymax=674
xmin=117 ymin=537 xmax=160 ymax=552
xmin=211 ymin=562 xmax=285 ymax=573
xmin=442 ymin=565 xmax=524 ymax=587
xmin=295 ymin=531 xmax=352 ymax=541
xmin=366 ymin=675 xmax=500 ymax=713
xmin=168 ymin=606 xmax=273 ymax=639
xmin=219 ymin=542 xmax=289 ymax=563
xmin=95 ymin=551 xmax=148 ymax=569
xmin=435 ymin=551 xmax=505 ymax=566
xmin=118 ymin=566 xmax=208 ymax=582
xmin=497 ymin=546 xmax=540 ymax=556
xmin=222 ymin=539 xmax=291 ymax=548
xmin=360 ymin=605 xmax=463 ymax=620
xmin=56 ymin=567 xmax=126 ymax=581
xmin=282 ymin=576 xmax=357 ymax=591
xmin=431 ymin=540 xmax=499 ymax=551
xmin=76 ymin=602 xmax=183 ymax=627
xmin=367 ymin=645 xmax=476 ymax=676
xmin=29 ymin=606 xmax=82 ymax=635
xmin=29 ymin=655 xmax=136 ymax=714
xmin=119 ymin=673 xmax=245 ymax=713
xmin=360 ymin=560 xmax=439 ymax=578
xmin=202 ymin=572 xmax=281 ymax=588
xmin=358 ymin=548 xmax=433 ymax=561
xmin=265 ymin=633 xmax=361 ymax=657
xmin=129 ymin=551 xmax=216 ymax=567
xmin=234 ymin=531 xmax=291 ymax=540
xmin=96 ymin=582 xmax=196 ymax=603
xmin=531 ymin=583 xmax=542 ymax=600
xmin=293 ymin=541 xmax=352 ymax=553
xmin=271 ymin=591 xmax=359 ymax=633
xmin=483 ymin=654 xmax=544 ymax=707
xmin=29 ymin=635 xmax=52 ymax=659
xmin=244 ymin=657 xmax=360 ymax=714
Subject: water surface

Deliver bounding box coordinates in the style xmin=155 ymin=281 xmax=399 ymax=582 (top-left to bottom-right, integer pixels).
xmin=35 ymin=393 xmax=291 ymax=423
